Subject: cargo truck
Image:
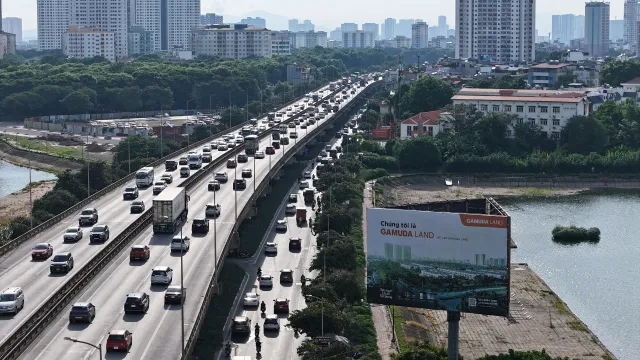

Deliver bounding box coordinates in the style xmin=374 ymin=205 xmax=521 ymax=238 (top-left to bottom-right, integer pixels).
xmin=153 ymin=187 xmax=188 ymax=234
xmin=244 ymin=134 xmax=259 ymax=155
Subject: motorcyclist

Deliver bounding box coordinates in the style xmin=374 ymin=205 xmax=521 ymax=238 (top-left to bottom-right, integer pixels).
xmin=301 ymin=274 xmax=306 ymax=284
xmin=309 ymin=218 xmax=313 ymax=227
xmin=255 ymin=324 xmax=260 ymax=337
xmin=257 ymin=267 xmax=262 ymax=277
xmin=317 ymin=195 xmax=321 ymax=203
xmin=260 ymin=301 xmax=266 ymax=313
xmin=224 ymin=342 xmax=231 ymax=356
xmin=256 ymin=339 xmax=262 ymax=353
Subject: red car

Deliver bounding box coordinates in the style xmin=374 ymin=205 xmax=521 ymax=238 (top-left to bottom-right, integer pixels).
xmin=129 ymin=245 xmax=150 ymax=261
xmin=106 ymin=329 xmax=133 ymax=352
xmin=32 ymin=243 xmax=53 ymax=260
xmin=265 ymin=146 xmax=275 ymax=155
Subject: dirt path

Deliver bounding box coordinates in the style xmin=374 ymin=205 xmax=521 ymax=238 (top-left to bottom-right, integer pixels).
xmin=0 ymin=181 xmax=56 ymax=222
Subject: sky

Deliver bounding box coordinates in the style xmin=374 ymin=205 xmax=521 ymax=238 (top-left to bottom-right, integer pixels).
xmin=4 ymin=0 xmax=629 ymax=37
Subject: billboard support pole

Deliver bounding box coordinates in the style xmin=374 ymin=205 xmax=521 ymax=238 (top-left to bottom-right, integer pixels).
xmin=447 ymin=311 xmax=460 ymax=360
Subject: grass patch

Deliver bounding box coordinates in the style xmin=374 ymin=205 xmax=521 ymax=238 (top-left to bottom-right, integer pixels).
xmin=519 ymin=187 xmax=560 ymax=196
xmin=11 ymin=136 xmax=81 ymax=158
xmin=553 ymin=299 xmax=570 ymax=314
xmin=19 ymin=180 xmax=52 ymax=192
xmin=602 ymin=354 xmax=615 ymax=360
xmin=568 ymin=320 xmax=589 ymax=332
xmin=192 ymin=261 xmax=245 ymax=359
xmin=390 ymin=305 xmax=409 ymax=352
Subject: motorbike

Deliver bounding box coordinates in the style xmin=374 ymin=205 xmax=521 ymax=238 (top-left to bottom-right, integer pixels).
xmin=297 ymin=217 xmax=303 ymax=227
xmin=312 ymin=174 xmax=316 ymax=180
xmin=301 ymin=274 xmax=306 ymax=284
xmin=224 ymin=343 xmax=231 ymax=357
xmin=260 ymin=301 xmax=266 ymax=314
xmin=257 ymin=267 xmax=262 ymax=278
xmin=309 ymin=218 xmax=313 ymax=228
xmin=311 ymin=203 xmax=315 ymax=210
xmin=256 ymin=340 xmax=262 ymax=353
xmin=255 ymin=324 xmax=260 ymax=338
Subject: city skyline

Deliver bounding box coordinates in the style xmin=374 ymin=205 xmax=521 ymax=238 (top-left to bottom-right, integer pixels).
xmin=3 ymin=0 xmax=629 ymax=39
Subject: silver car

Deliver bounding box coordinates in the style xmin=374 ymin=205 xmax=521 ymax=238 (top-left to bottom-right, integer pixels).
xmin=0 ymin=287 xmax=24 ymax=314
xmin=243 ymin=292 xmax=260 ymax=307
xmin=170 ymin=235 xmax=190 ymax=252
xmin=263 ymin=314 xmax=280 ymax=331
xmin=63 ymin=227 xmax=83 ymax=242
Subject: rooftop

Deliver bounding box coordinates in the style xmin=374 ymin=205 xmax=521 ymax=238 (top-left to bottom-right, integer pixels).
xmin=530 ymin=63 xmax=571 ymax=70
xmin=452 ymin=95 xmax=585 ymax=103
xmin=621 ymin=76 xmax=640 ymax=85
xmin=401 ymin=110 xmax=446 ymax=126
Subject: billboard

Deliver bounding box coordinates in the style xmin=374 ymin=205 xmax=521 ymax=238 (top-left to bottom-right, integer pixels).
xmin=366 ymin=208 xmax=510 ymax=317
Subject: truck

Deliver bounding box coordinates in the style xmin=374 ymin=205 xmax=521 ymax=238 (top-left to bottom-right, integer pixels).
xmin=303 ymin=188 xmax=316 ymax=204
xmin=153 ymin=187 xmax=188 ymax=234
xmin=272 ymin=129 xmax=280 ymax=141
xmin=296 ymin=207 xmax=307 ymax=226
xmin=244 ymin=134 xmax=259 ymax=155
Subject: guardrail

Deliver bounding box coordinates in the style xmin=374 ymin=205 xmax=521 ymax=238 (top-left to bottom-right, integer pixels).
xmin=182 ymin=79 xmax=383 ymax=358
xmin=0 ymin=83 xmax=329 ymax=257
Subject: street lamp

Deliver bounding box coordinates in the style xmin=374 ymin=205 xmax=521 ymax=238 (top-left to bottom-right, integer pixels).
xmin=306 ymin=295 xmax=325 ymax=337
xmin=234 ymin=165 xmax=238 ymax=220
xmin=63 ymin=337 xmax=102 ymax=360
xmin=186 ymin=99 xmax=196 ymax=122
xmin=28 ymin=142 xmax=33 ymax=228
xmin=160 ymin=105 xmax=170 ymax=159
xmin=179 ymin=226 xmax=185 ymax=359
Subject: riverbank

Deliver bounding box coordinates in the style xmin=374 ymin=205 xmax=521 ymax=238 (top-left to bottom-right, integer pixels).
xmin=0 ymin=140 xmax=82 ymax=174
xmin=0 ymin=180 xmax=56 ymax=222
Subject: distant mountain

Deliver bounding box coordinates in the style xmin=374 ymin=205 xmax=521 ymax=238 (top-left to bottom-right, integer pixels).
xmin=224 ymin=10 xmax=330 ymax=32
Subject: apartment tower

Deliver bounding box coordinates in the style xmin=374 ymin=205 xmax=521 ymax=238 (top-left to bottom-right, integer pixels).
xmin=585 ymin=1 xmax=610 ymax=57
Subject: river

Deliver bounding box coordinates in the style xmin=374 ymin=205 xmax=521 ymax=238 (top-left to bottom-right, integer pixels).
xmin=504 ymin=192 xmax=640 ymax=360
xmin=0 ymin=160 xmax=57 ymax=198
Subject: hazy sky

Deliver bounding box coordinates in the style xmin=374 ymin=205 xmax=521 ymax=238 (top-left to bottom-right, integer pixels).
xmin=4 ymin=0 xmax=627 ymax=35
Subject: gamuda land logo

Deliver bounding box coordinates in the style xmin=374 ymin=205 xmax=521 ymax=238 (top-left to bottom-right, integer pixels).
xmin=459 ymin=214 xmax=508 ymax=228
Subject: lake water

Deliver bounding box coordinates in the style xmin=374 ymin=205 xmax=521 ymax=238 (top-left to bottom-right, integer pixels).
xmin=0 ymin=160 xmax=57 ymax=198
xmin=504 ymin=192 xmax=640 ymax=360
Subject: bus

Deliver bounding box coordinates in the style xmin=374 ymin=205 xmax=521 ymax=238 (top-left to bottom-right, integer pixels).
xmin=135 ymin=167 xmax=155 ymax=187
xmin=188 ymin=152 xmax=203 ymax=169
xmin=249 ymin=118 xmax=258 ymax=126
xmin=244 ymin=135 xmax=259 ymax=155
xmin=241 ymin=126 xmax=252 ymax=137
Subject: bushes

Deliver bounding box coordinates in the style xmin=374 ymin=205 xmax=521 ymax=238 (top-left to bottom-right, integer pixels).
xmin=552 ymin=226 xmax=601 ymax=242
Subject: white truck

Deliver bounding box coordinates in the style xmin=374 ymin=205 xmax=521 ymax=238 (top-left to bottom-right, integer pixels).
xmin=244 ymin=134 xmax=259 ymax=155
xmin=152 ymin=187 xmax=188 ymax=234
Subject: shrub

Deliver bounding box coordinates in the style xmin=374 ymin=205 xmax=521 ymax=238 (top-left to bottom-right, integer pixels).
xmin=551 ymin=225 xmax=601 ymax=242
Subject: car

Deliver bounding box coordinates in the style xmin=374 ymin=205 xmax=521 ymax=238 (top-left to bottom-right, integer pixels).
xmin=289 ymin=237 xmax=302 ymax=251
xmin=0 ymin=287 xmax=24 ymax=315
xmin=265 ymin=146 xmax=275 ymax=155
xmin=170 ymin=235 xmax=190 ymax=252
xmin=50 ymin=252 xmax=74 ymax=273
xmin=129 ymin=244 xmax=150 ymax=261
xmin=208 ymin=180 xmax=220 ymax=191
xmin=205 ymin=203 xmax=221 ymax=217
xmin=31 ymin=242 xmax=54 ymax=260
xmin=275 ymin=219 xmax=287 ymax=231
xmin=130 ymin=200 xmax=145 ymax=213
xmin=227 ymin=159 xmax=237 ymax=168
xmin=124 ymin=292 xmax=150 ymax=313
xmin=151 ymin=266 xmax=173 ymax=285
xmin=299 ymin=181 xmax=310 ymax=189
xmin=106 ymin=330 xmax=133 ymax=352
xmin=272 ymin=141 xmax=280 ymax=149
xmin=288 ymin=122 xmax=296 ymax=129
xmin=161 ymin=173 xmax=173 ymax=184
xmin=325 ymin=144 xmax=332 ymax=151
xmin=319 ymin=150 xmax=328 ymax=157
xmin=179 ymin=157 xmax=188 ymax=165
xmin=243 ymin=292 xmax=260 ymax=307
xmin=79 ymin=208 xmax=98 ymax=226
xmin=255 ymin=151 xmax=265 ymax=159
xmin=273 ymin=298 xmax=290 ymax=313
xmin=164 ymin=285 xmax=186 ymax=304
xmin=259 ymin=274 xmax=273 ymax=287
xmin=89 ymin=224 xmax=110 ymax=243
xmin=180 ymin=166 xmax=190 ymax=177
xmin=288 ymin=193 xmax=298 ymax=202
xmin=215 ymin=172 xmax=229 ymax=183
xmin=227 ymin=140 xmax=236 ymax=148
xmin=123 ymin=186 xmax=138 ymax=200
xmin=290 ymin=132 xmax=298 ymax=139
xmin=300 ymin=123 xmax=307 ymax=129
xmin=265 ymin=242 xmax=277 ymax=255
xmin=63 ymin=227 xmax=83 ymax=242
xmin=233 ymin=179 xmax=247 ymax=190
xmin=192 ymin=217 xmax=209 ymax=233
xmin=285 ymin=203 xmax=296 ymax=215
xmin=280 ymin=269 xmax=294 ymax=283
xmin=237 ymin=154 xmax=248 ymax=163
xmin=303 ymin=171 xmax=312 ymax=179
xmin=165 ymin=160 xmax=178 ymax=171
xmin=280 ymin=137 xmax=290 ymax=145
xmin=232 ymin=316 xmax=252 ymax=335
xmin=335 ymin=132 xmax=342 ymax=138
xmin=217 ymin=143 xmax=228 ymax=151
xmin=152 ymin=181 xmax=166 ymax=195
xmin=264 ymin=314 xmax=280 ymax=331
xmin=202 ymin=146 xmax=211 ymax=153
xmin=235 ymin=138 xmax=244 ymax=144
xmin=69 ymin=302 xmax=95 ymax=323
xmin=294 ymin=120 xmax=300 ymax=125
xmin=241 ymin=169 xmax=252 ymax=178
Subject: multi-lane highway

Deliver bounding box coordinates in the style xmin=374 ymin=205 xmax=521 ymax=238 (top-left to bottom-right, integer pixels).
xmin=15 ymin=79 xmax=376 ymax=359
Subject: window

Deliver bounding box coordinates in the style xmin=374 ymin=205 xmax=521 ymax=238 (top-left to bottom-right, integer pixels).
xmin=528 ymin=106 xmax=536 ymax=112
xmin=516 ymin=106 xmax=523 ymax=113
xmin=504 ymin=105 xmax=512 ymax=111
xmin=551 ymin=131 xmax=560 ymax=139
xmin=552 ymin=119 xmax=560 ymax=126
xmin=540 ymin=106 xmax=548 ymax=113
xmin=528 ymin=118 xmax=536 ymax=124
xmin=552 ymin=106 xmax=560 ymax=113
xmin=492 ymin=105 xmax=500 ymax=111
xmin=480 ymin=104 xmax=488 ymax=111
xmin=540 ymin=119 xmax=548 ymax=126
xmin=517 ymin=118 xmax=524 ymax=124
xmin=427 ymin=126 xmax=433 ymax=136
xmin=506 ymin=130 xmax=512 ymax=137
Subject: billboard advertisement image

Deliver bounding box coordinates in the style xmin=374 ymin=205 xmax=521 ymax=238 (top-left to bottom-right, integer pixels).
xmin=366 ymin=208 xmax=510 ymax=317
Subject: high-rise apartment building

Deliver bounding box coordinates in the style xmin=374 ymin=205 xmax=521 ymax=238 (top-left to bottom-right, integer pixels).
xmin=2 ymin=17 xmax=22 ymax=43
xmin=295 ymin=31 xmax=327 ymax=48
xmin=383 ymin=18 xmax=396 ymax=40
xmin=191 ymin=24 xmax=272 ymax=58
xmin=130 ymin=0 xmax=161 ymax=52
xmin=624 ymin=0 xmax=639 ymax=48
xmin=329 ymin=27 xmax=341 ymax=41
xmin=128 ymin=26 xmax=154 ymax=55
xmin=552 ymin=14 xmax=577 ymax=44
xmin=585 ymin=1 xmax=610 ymax=57
xmin=241 ymin=17 xmax=266 ymax=28
xmin=37 ymin=0 xmax=70 ymax=50
xmin=455 ymin=0 xmax=535 ymax=63
xmin=166 ymin=0 xmax=200 ymax=51
xmin=288 ymin=19 xmax=299 ymax=32
xmin=611 ymin=19 xmax=624 ymax=41
xmin=362 ymin=23 xmax=379 ymax=40
xmin=63 ymin=26 xmax=116 ymax=61
xmin=69 ymin=0 xmax=128 ymax=59
xmin=341 ymin=23 xmax=358 ymax=33
xmin=343 ymin=30 xmax=374 ymax=48
xmin=200 ymin=13 xmax=223 ymax=25
xmin=411 ymin=21 xmax=428 ymax=48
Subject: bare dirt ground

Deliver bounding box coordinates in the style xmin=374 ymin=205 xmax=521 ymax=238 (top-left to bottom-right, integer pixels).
xmin=0 ymin=181 xmax=56 ymax=221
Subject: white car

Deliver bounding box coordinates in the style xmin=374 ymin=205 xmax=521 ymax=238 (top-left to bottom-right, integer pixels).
xmin=153 ymin=181 xmax=166 ymax=195
xmin=255 ymin=151 xmax=265 ymax=159
xmin=299 ymin=181 xmax=310 ymax=189
xmin=243 ymin=292 xmax=260 ymax=307
xmin=227 ymin=141 xmax=236 ymax=148
xmin=217 ymin=144 xmax=228 ymax=151
xmin=0 ymin=287 xmax=24 ymax=314
xmin=170 ymin=235 xmax=190 ymax=252
xmin=285 ymin=203 xmax=296 ymax=215
xmin=151 ymin=266 xmax=173 ymax=285
xmin=205 ymin=204 xmax=221 ymax=217
xmin=63 ymin=227 xmax=83 ymax=242
xmin=303 ymin=171 xmax=312 ymax=179
xmin=264 ymin=314 xmax=280 ymax=331
xmin=275 ymin=220 xmax=287 ymax=231
xmin=214 ymin=172 xmax=228 ymax=183
xmin=259 ymin=274 xmax=273 ymax=287
xmin=258 ymin=125 xmax=267 ymax=131
xmin=265 ymin=242 xmax=277 ymax=255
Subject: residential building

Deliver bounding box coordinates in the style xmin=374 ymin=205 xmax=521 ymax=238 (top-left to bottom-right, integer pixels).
xmin=396 ymin=19 xmax=415 ymax=37
xmin=272 ymin=32 xmax=291 ymax=55
xmin=455 ymin=0 xmax=535 ymax=63
xmin=128 ymin=26 xmax=154 ymax=55
xmin=342 ymin=31 xmax=375 ymax=48
xmin=329 ymin=27 xmax=341 ymax=41
xmin=610 ymin=19 xmax=624 ymax=42
xmin=411 ymin=21 xmax=428 ymax=48
xmin=200 ymin=13 xmax=223 ymax=25
xmin=452 ymin=88 xmax=589 ymax=139
xmin=400 ymin=110 xmax=450 ymax=140
xmin=552 ymin=14 xmax=577 ymax=44
xmin=341 ymin=23 xmax=358 ymax=33
xmin=576 ymin=15 xmax=586 ymax=39
xmin=191 ymin=24 xmax=273 ymax=58
xmin=69 ymin=0 xmax=128 ymax=59
xmin=624 ymin=0 xmax=638 ymax=50
xmin=63 ymin=26 xmax=116 ymax=62
xmin=288 ymin=19 xmax=299 ymax=32
xmin=436 ymin=15 xmax=449 ymax=37
xmin=383 ymin=18 xmax=396 ymax=39
xmin=287 ymin=64 xmax=311 ymax=84
xmin=37 ymin=0 xmax=70 ymax=50
xmin=294 ymin=31 xmax=327 ymax=48
xmin=0 ymin=31 xmax=16 ymax=59
xmin=585 ymin=1 xmax=610 ymax=57
xmin=165 ymin=0 xmax=200 ymax=51
xmin=241 ymin=17 xmax=266 ymax=28
xmin=130 ymin=0 xmax=161 ymax=52
xmin=363 ymin=23 xmax=379 ymax=40
xmin=621 ymin=76 xmax=640 ymax=92
xmin=527 ymin=63 xmax=574 ymax=89
xmin=377 ymin=35 xmax=411 ymax=48
xmin=2 ymin=17 xmax=22 ymax=43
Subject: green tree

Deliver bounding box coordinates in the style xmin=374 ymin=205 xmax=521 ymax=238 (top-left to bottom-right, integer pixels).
xmin=473 ymin=112 xmax=515 ymax=153
xmin=559 ymin=116 xmax=607 ymax=155
xmin=477 ymin=349 xmax=568 ymax=360
xmin=391 ymin=341 xmax=451 ymax=360
xmin=142 ymin=85 xmax=174 ymax=110
xmin=61 ymin=90 xmax=94 ymax=114
xmin=599 ymin=59 xmax=640 ymax=86
xmin=512 ymin=121 xmax=555 ymax=154
xmin=397 ymin=137 xmax=441 ymax=171
xmin=398 ymin=77 xmax=454 ymax=115
xmin=288 ymin=301 xmax=350 ymax=337
xmin=310 ymin=239 xmax=359 ymax=273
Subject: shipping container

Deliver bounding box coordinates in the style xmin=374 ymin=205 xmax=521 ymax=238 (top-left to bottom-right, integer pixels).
xmin=153 ymin=188 xmax=188 ymax=234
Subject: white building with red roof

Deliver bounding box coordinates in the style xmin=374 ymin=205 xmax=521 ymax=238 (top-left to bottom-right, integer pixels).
xmin=400 ymin=110 xmax=452 ymax=140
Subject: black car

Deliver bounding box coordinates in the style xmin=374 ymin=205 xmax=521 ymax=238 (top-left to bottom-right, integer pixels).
xmin=280 ymin=269 xmax=294 ymax=283
xmin=191 ymin=217 xmax=209 ymax=233
xmin=272 ymin=142 xmax=280 ymax=149
xmin=335 ymin=132 xmax=342 ymax=138
xmin=124 ymin=292 xmax=150 ymax=313
xmin=69 ymin=302 xmax=96 ymax=323
xmin=89 ymin=225 xmax=110 ymax=243
xmin=280 ymin=137 xmax=290 ymax=145
xmin=288 ymin=193 xmax=297 ymax=203
xmin=289 ymin=237 xmax=302 ymax=251
xmin=241 ymin=169 xmax=252 ymax=178
xmin=122 ymin=186 xmax=138 ymax=200
xmin=237 ymin=154 xmax=248 ymax=163
xmin=50 ymin=252 xmax=74 ymax=273
xmin=233 ymin=179 xmax=247 ymax=190
xmin=164 ymin=286 xmax=186 ymax=305
xmin=208 ymin=180 xmax=220 ymax=191
xmin=165 ymin=160 xmax=178 ymax=171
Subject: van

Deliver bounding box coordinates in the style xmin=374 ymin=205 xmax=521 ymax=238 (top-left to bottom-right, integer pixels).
xmin=150 ymin=266 xmax=173 ymax=285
